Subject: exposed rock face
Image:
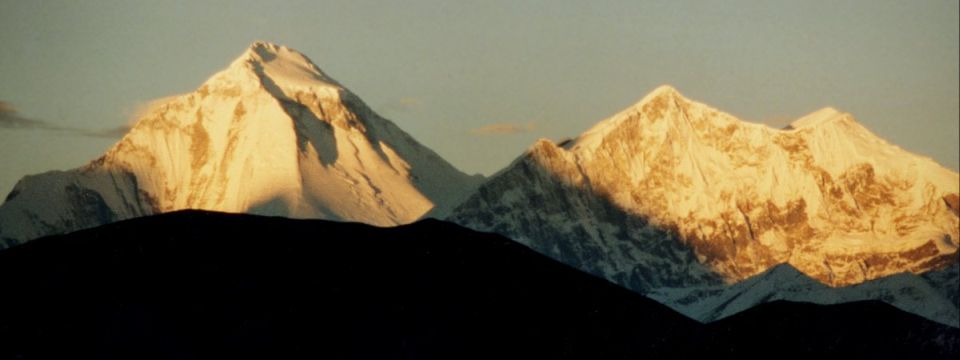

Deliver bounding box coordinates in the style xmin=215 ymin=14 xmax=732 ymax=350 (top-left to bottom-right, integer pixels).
xmin=449 ymin=85 xmax=959 ymax=290
xmin=0 ymin=42 xmax=482 ymax=246
xmin=944 ymin=193 xmax=960 ymax=217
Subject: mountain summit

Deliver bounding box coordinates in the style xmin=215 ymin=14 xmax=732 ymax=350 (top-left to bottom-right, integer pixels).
xmin=447 ymin=85 xmax=959 ymax=323
xmin=0 ymin=42 xmax=482 ymax=246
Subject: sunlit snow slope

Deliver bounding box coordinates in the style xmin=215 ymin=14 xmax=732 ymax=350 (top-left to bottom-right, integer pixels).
xmin=0 ymin=42 xmax=482 ymax=246
xmin=448 ymin=85 xmax=960 ymax=325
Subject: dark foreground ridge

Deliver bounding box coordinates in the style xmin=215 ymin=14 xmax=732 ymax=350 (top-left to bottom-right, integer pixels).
xmin=0 ymin=210 xmax=956 ymax=359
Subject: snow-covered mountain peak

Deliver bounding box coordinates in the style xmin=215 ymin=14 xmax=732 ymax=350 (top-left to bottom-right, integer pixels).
xmin=763 ymin=263 xmax=811 ymax=279
xmin=621 ymin=84 xmax=695 ymax=120
xmin=568 ymin=85 xmax=701 ymax=153
xmin=788 ymin=107 xmax=848 ymax=129
xmin=450 ymin=84 xmax=959 ymax=290
xmin=641 ymin=84 xmax=683 ymax=102
xmin=185 ymin=41 xmax=383 ymax=136
xmin=0 ymin=42 xmax=483 ymax=245
xmin=210 ymin=41 xmax=344 ymax=101
xmin=247 ymin=40 xmax=282 ymax=55
xmin=448 ymin=83 xmax=958 ymax=326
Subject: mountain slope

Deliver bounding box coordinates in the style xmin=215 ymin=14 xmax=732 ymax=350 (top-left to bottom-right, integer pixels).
xmin=0 ymin=42 xmax=481 ymax=246
xmin=0 ymin=211 xmax=955 ymax=358
xmin=447 ymin=85 xmax=959 ymax=321
xmin=649 ymin=263 xmax=960 ymax=327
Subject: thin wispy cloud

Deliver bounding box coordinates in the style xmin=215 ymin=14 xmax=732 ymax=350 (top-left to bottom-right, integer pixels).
xmin=0 ymin=101 xmax=65 ymax=130
xmin=379 ymin=97 xmax=422 ymax=114
xmin=470 ymin=121 xmax=537 ymax=136
xmin=80 ymin=125 xmax=132 ymax=138
xmin=0 ymin=101 xmax=129 ymax=138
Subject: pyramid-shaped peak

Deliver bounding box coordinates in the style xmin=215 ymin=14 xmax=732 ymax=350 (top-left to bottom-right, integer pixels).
xmin=235 ymin=41 xmax=316 ymax=69
xmin=242 ymin=41 xmax=314 ymax=64
xmin=564 ymin=85 xmax=699 ymax=152
xmin=764 ymin=263 xmax=809 ymax=279
xmin=650 ymin=84 xmax=681 ymax=96
xmin=788 ymin=107 xmax=853 ymax=130
xmin=639 ymin=85 xmax=686 ymax=104
xmin=220 ymin=41 xmax=342 ymax=93
xmin=622 ymin=85 xmax=695 ymax=114
xmin=249 ymin=40 xmax=281 ymax=51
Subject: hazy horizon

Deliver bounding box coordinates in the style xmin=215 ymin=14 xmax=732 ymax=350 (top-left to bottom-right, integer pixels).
xmin=1 ymin=0 xmax=958 ymax=195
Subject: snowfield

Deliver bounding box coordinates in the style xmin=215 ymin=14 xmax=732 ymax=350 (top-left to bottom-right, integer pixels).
xmin=0 ymin=42 xmax=482 ymax=246
xmin=448 ymin=85 xmax=960 ymax=326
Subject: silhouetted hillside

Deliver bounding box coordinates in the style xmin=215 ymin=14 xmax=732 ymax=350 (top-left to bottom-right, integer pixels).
xmin=706 ymin=300 xmax=958 ymax=358
xmin=0 ymin=211 xmax=955 ymax=359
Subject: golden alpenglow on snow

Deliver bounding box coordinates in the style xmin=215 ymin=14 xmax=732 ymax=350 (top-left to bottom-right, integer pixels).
xmin=2 ymin=1 xmax=959 ymax=357
xmin=0 ymin=42 xmax=483 ymax=245
xmin=447 ymin=86 xmax=960 ymax=326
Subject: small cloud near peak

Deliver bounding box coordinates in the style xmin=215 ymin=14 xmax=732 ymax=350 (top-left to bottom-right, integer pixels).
xmin=470 ymin=121 xmax=537 ymax=136
xmin=0 ymin=101 xmax=59 ymax=130
xmin=81 ymin=125 xmax=131 ymax=139
xmin=0 ymin=100 xmax=129 ymax=138
xmin=379 ymin=97 xmax=422 ymax=114
xmin=0 ymin=101 xmax=16 ymax=114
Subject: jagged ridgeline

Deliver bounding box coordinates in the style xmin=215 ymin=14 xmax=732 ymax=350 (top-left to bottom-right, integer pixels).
xmin=0 ymin=42 xmax=956 ymax=329
xmin=447 ymin=85 xmax=960 ymax=326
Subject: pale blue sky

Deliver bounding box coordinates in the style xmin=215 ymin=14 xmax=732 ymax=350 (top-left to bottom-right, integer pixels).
xmin=1 ymin=0 xmax=957 ymax=195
